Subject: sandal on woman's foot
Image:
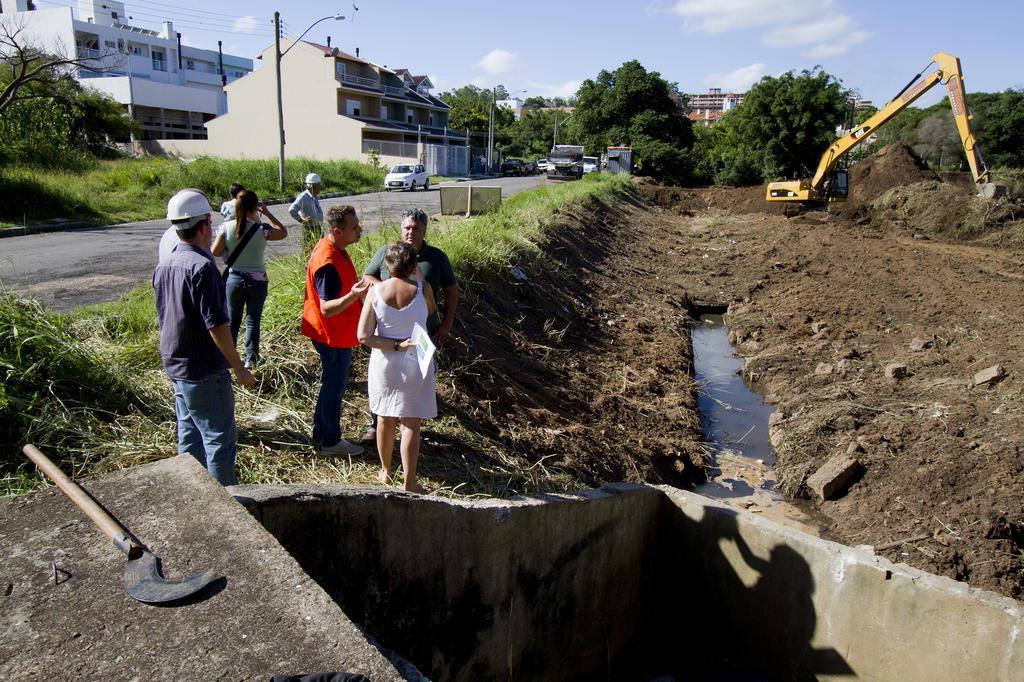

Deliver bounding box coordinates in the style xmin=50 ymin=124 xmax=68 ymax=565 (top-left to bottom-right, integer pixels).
xmin=378 ymin=469 xmax=392 ymax=485
xmin=404 ymin=482 xmax=426 ymax=494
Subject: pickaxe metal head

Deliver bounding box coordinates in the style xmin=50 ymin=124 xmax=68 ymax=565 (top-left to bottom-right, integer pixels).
xmin=123 ymin=546 xmax=219 ymax=604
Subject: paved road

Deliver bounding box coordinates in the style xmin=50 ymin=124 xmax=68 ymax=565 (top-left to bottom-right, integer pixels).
xmin=0 ymin=176 xmax=547 ymax=311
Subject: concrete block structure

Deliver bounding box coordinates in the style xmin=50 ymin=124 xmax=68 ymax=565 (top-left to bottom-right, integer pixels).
xmin=0 ymin=0 xmax=252 ymax=140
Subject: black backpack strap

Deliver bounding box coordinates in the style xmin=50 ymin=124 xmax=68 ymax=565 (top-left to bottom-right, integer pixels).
xmin=221 ymin=221 xmax=262 ymax=278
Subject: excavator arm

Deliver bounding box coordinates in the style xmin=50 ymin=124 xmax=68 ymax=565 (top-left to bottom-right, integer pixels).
xmin=767 ymin=52 xmax=993 ymax=203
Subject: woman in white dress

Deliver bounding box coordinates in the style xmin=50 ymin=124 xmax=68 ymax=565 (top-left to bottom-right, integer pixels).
xmin=357 ymin=242 xmax=437 ymax=492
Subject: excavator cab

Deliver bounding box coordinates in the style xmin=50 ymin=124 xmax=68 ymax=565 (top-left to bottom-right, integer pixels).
xmin=822 ymin=169 xmax=849 ymax=201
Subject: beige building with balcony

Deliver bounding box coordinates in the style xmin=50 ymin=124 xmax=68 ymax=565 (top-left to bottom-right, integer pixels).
xmin=154 ymin=40 xmax=467 ymax=172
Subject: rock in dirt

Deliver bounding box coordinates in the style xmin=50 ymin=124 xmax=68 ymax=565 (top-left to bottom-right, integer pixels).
xmin=973 ymin=365 xmax=1007 ymax=387
xmin=910 ymin=336 xmax=935 ymax=352
xmin=815 ymin=362 xmax=834 ymax=376
xmin=806 ymin=454 xmax=863 ymax=501
xmin=811 ymin=322 xmax=829 ymax=334
xmin=885 ymin=363 xmax=909 ymax=381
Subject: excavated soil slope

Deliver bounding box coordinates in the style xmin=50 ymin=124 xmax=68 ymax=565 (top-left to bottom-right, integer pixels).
xmin=419 ymin=163 xmax=1022 ymax=598
xmin=632 ymin=173 xmax=1024 ymax=599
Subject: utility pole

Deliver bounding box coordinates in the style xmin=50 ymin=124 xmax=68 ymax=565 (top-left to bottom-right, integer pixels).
xmin=274 ymin=12 xmax=344 ymax=193
xmin=487 ymin=87 xmax=495 ymax=174
xmin=274 ymin=11 xmax=286 ymax=192
xmin=217 ymin=40 xmax=225 ymax=86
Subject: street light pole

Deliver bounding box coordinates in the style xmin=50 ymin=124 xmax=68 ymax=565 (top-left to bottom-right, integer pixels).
xmin=487 ymin=88 xmax=495 ymax=175
xmin=274 ymin=12 xmax=285 ymax=191
xmin=274 ymin=12 xmax=344 ymax=192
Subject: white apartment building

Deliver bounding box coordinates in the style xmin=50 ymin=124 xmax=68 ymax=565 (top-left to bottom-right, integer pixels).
xmin=497 ymin=97 xmax=524 ymax=120
xmin=687 ymin=87 xmax=747 ymax=114
xmin=0 ymin=0 xmax=252 ymax=139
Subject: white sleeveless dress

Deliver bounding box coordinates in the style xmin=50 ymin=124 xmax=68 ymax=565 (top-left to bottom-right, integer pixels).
xmin=367 ymin=280 xmax=437 ymax=419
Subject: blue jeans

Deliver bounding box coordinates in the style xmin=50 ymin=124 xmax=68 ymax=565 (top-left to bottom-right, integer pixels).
xmin=226 ymin=271 xmax=268 ymax=366
xmin=172 ymin=370 xmax=237 ymax=485
xmin=312 ymin=341 xmax=353 ymax=448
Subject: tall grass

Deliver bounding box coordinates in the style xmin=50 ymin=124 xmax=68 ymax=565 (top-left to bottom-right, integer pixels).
xmin=7 ymin=173 xmax=631 ymax=495
xmin=0 ymin=292 xmax=166 ymax=492
xmin=0 ymin=156 xmax=386 ymax=227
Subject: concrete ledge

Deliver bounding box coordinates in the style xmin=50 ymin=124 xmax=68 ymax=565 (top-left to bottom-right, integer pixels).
xmin=0 ymin=456 xmax=414 ymax=681
xmin=235 ymin=482 xmax=663 ymax=681
xmin=237 ymin=482 xmax=1024 ymax=682
xmin=659 ymin=486 xmax=1024 ymax=681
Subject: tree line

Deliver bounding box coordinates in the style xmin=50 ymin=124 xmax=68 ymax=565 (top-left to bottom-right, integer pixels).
xmin=0 ymin=18 xmax=134 ymax=167
xmin=439 ymin=60 xmax=1023 ymax=185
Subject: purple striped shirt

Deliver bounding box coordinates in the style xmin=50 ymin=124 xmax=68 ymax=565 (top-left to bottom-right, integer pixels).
xmin=153 ymin=243 xmax=229 ymax=381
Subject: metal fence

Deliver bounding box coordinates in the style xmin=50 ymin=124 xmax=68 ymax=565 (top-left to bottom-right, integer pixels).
xmin=362 ymin=140 xmax=418 ymax=159
xmin=424 ymin=144 xmax=468 ymax=176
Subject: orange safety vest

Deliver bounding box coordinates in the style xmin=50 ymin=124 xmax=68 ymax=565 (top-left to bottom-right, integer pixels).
xmin=301 ymin=237 xmax=362 ymax=348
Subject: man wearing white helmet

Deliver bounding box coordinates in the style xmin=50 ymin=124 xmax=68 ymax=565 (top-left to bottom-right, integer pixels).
xmin=153 ymin=188 xmax=255 ymax=486
xmin=289 ymin=172 xmax=324 ymax=247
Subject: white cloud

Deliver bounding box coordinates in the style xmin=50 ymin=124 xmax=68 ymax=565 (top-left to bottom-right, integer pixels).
xmin=469 ymin=75 xmax=490 ymax=88
xmin=660 ymin=0 xmax=870 ymax=57
xmin=701 ymin=63 xmax=766 ymax=91
xmin=232 ymin=16 xmax=260 ymax=34
xmin=526 ymin=79 xmax=581 ymax=98
xmin=763 ymin=13 xmax=852 ymax=46
xmin=804 ymin=30 xmax=870 ymax=58
xmin=666 ymin=0 xmax=831 ymax=33
xmin=477 ymin=48 xmax=518 ymax=75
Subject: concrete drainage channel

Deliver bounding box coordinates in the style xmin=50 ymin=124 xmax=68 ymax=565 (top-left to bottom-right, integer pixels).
xmin=235 ymin=483 xmax=1024 ymax=681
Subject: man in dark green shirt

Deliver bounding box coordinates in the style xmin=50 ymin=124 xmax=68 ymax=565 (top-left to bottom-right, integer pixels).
xmin=362 ymin=208 xmax=458 ymax=339
xmin=360 ymin=207 xmax=459 ymax=445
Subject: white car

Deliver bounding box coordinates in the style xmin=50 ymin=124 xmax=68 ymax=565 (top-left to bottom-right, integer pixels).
xmin=582 ymin=156 xmax=599 ymax=174
xmin=385 ymin=163 xmax=429 ymax=191
xmin=536 ymin=158 xmax=549 ymax=173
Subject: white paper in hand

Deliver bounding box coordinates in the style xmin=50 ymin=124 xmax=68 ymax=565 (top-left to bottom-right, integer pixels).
xmin=411 ymin=322 xmax=435 ymax=379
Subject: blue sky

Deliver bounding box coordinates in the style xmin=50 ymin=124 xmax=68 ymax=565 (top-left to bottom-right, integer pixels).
xmin=38 ymin=0 xmax=1024 ymax=107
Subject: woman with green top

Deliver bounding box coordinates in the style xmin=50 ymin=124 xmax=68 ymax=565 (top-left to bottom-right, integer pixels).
xmin=212 ymin=189 xmax=287 ymax=367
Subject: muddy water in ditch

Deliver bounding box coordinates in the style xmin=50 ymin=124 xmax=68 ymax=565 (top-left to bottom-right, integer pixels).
xmin=691 ymin=314 xmax=829 ymax=535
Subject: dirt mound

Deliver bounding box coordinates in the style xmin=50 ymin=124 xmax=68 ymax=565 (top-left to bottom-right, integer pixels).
xmin=869 ymin=180 xmax=1024 ymax=240
xmin=634 ymin=182 xmax=787 ymax=216
xmin=848 ymin=143 xmax=938 ymax=204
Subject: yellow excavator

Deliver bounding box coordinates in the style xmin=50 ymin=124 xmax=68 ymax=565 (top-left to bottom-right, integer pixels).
xmin=766 ymin=52 xmax=1003 ymax=204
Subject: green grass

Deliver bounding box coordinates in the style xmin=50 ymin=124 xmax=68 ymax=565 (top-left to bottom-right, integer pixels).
xmin=4 ymin=173 xmax=631 ymax=496
xmin=0 ymin=156 xmax=386 ymax=228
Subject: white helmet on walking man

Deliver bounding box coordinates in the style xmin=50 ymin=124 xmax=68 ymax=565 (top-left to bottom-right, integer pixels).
xmin=305 ymin=172 xmax=322 ymax=186
xmin=167 ymin=188 xmax=212 ymax=229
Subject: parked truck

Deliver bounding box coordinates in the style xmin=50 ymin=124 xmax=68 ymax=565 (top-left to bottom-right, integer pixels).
xmin=547 ymin=145 xmax=584 ymax=180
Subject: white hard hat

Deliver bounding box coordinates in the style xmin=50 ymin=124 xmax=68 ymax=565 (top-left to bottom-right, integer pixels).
xmin=305 ymin=173 xmax=322 ymax=185
xmin=167 ymin=188 xmax=212 ymax=222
